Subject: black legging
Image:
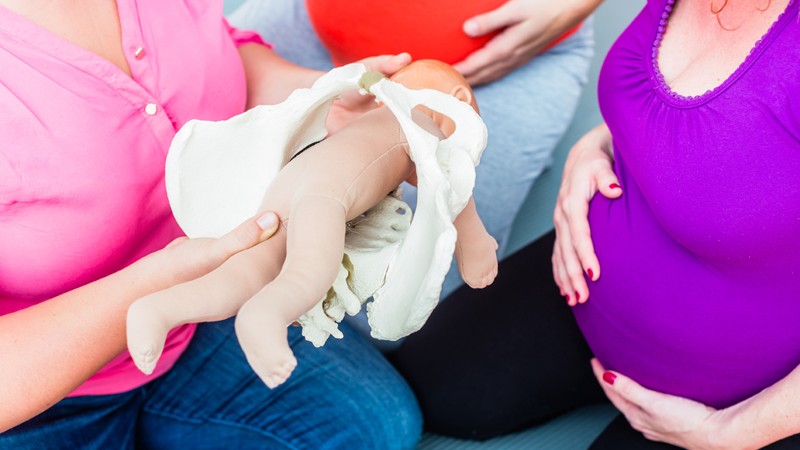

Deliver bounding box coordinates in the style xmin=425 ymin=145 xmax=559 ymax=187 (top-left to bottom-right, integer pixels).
xmin=389 ymin=230 xmax=605 ymax=440
xmin=389 ymin=231 xmax=800 ymax=448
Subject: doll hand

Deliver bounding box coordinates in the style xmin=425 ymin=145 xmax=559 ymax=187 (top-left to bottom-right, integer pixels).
xmin=136 ymin=212 xmax=280 ymax=292
xmin=552 ymin=123 xmax=620 ymax=306
xmin=454 ymin=0 xmax=598 ymax=86
xmin=591 ymin=359 xmax=735 ymax=450
xmin=327 ymin=53 xmax=412 ymax=133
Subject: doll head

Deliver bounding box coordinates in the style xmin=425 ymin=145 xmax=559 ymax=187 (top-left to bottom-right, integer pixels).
xmin=389 ymin=60 xmax=478 ymax=137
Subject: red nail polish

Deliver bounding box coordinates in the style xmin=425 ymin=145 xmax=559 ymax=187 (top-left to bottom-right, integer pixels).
xmin=609 ymin=183 xmax=621 ymax=190
xmin=575 ymin=292 xmax=581 ymax=302
xmin=566 ymin=294 xmax=571 ymax=303
xmin=587 ymin=268 xmax=594 ymax=279
xmin=603 ymin=371 xmax=617 ymax=385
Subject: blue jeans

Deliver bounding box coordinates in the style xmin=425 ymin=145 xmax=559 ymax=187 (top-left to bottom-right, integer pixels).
xmin=1 ymin=319 xmax=421 ymax=449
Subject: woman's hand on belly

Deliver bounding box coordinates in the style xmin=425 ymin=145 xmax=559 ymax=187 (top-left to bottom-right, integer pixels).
xmin=590 ymin=358 xmax=729 ymax=449
xmin=453 ymin=0 xmax=601 ymax=85
xmin=591 ymin=358 xmax=800 ymax=450
xmin=553 ymin=123 xmax=621 ymax=305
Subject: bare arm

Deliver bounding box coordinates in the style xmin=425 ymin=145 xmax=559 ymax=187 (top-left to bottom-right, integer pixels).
xmin=237 ymin=43 xmax=322 ymax=109
xmin=712 ymin=365 xmax=800 ymax=449
xmin=0 ymin=267 xmax=157 ymax=431
xmin=0 ymin=214 xmax=277 ymax=432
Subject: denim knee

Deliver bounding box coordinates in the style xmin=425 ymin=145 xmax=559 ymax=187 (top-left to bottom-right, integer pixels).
xmin=347 ymin=378 xmax=422 ymax=450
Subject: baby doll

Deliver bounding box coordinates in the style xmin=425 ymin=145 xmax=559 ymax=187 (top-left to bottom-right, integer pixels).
xmin=127 ymin=60 xmax=498 ymax=389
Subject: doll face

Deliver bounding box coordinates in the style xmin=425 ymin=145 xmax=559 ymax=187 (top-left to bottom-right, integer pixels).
xmin=389 ymin=60 xmax=478 ymax=137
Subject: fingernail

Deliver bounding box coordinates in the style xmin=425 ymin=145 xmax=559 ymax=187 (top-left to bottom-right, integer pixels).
xmin=565 ymin=294 xmax=571 ymax=304
xmin=603 ymin=371 xmax=617 ymax=385
xmin=609 ymin=183 xmax=622 ymax=190
xmin=575 ymin=292 xmax=581 ymax=302
xmin=587 ymin=268 xmax=594 ymax=280
xmin=257 ymin=213 xmax=277 ymax=230
xmin=463 ymin=20 xmax=480 ymax=36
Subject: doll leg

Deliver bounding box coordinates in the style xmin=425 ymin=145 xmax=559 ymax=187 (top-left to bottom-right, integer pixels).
xmin=127 ymin=228 xmax=287 ymax=375
xmin=235 ymin=195 xmax=347 ymax=389
xmin=453 ymin=197 xmax=499 ymax=289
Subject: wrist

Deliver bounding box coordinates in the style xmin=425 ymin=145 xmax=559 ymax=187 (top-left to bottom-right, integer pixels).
xmin=707 ymin=404 xmax=759 ymax=450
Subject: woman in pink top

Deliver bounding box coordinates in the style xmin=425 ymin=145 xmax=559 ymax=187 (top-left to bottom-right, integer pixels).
xmin=0 ymin=0 xmax=421 ymax=447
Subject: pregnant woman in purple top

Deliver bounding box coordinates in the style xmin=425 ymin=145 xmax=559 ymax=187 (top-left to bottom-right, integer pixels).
xmin=553 ymin=0 xmax=800 ymax=447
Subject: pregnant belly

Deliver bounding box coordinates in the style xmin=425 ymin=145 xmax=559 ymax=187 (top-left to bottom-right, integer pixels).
xmin=574 ymin=193 xmax=800 ymax=408
xmin=307 ymin=0 xmax=505 ymax=65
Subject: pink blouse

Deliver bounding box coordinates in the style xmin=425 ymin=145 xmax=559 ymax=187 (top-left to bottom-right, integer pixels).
xmin=0 ymin=1 xmax=265 ymax=396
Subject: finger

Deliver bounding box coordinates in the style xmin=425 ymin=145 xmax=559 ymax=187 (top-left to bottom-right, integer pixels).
xmin=453 ymin=43 xmax=505 ymax=80
xmin=601 ymin=381 xmax=641 ymax=418
xmin=590 ymin=357 xmax=606 ymax=379
xmin=557 ymin=213 xmax=589 ymax=305
xmin=551 ymin=242 xmax=568 ymax=298
xmin=593 ymin=359 xmax=655 ymax=408
xmin=459 ymin=60 xmax=511 ymax=86
xmin=552 ymin=220 xmax=576 ymax=304
xmin=255 ymin=212 xmax=281 ymax=240
xmin=454 ymin=29 xmax=533 ymax=83
xmin=363 ymin=53 xmax=412 ymax=76
xmin=463 ymin=2 xmax=520 ymax=37
xmin=591 ymin=359 xmax=643 ymax=415
xmin=595 ymin=168 xmax=624 ymax=200
xmin=565 ymin=189 xmax=600 ymax=283
xmin=213 ymin=212 xmax=280 ymax=260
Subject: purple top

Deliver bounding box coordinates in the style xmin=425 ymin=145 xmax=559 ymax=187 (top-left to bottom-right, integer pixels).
xmin=574 ymin=0 xmax=800 ymax=408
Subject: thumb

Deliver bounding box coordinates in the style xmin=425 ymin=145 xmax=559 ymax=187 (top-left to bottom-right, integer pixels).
xmin=213 ymin=211 xmax=280 ymax=259
xmin=362 ymin=53 xmax=412 ymax=76
xmin=463 ymin=2 xmax=519 ymax=37
xmin=596 ymin=170 xmax=623 ymax=200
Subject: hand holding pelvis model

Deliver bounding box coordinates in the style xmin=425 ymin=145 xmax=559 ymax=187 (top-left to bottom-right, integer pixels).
xmin=126 ymin=60 xmax=498 ymax=389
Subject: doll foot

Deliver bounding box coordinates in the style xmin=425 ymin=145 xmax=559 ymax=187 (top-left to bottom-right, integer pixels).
xmin=456 ymin=234 xmax=499 ymax=289
xmin=126 ymin=296 xmax=170 ymax=375
xmin=235 ymin=311 xmax=298 ymax=389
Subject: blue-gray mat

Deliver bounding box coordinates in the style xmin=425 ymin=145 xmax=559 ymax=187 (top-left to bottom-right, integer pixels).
xmin=419 ymin=405 xmax=618 ymax=450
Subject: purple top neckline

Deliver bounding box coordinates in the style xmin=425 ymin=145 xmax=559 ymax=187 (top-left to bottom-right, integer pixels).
xmin=650 ymin=0 xmax=796 ymax=107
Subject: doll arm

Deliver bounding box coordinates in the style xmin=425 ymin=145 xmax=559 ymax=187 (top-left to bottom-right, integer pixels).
xmin=235 ymin=106 xmax=417 ymax=388
xmin=127 ymin=229 xmax=287 ymax=375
